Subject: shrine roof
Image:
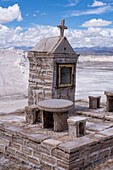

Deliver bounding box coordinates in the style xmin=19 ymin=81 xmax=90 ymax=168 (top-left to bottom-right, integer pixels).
xmin=30 ymin=36 xmax=76 ymax=54
xmin=30 ymin=36 xmax=60 ymax=53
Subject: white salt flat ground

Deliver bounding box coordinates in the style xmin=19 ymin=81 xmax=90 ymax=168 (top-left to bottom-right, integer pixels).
xmin=0 ymin=55 xmax=113 ymax=169
xmin=76 ymin=61 xmax=113 ymax=103
xmin=0 ymin=98 xmax=28 ymax=113
xmin=0 ymin=56 xmax=113 ymax=113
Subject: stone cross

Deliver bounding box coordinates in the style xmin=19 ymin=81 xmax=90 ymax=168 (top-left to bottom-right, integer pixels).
xmin=57 ymin=19 xmax=68 ymax=37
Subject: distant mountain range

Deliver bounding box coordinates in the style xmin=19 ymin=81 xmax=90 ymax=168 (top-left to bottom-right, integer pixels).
xmin=75 ymin=47 xmax=113 ymax=56
xmin=15 ymin=46 xmax=33 ymax=52
xmin=15 ymin=46 xmax=113 ymax=56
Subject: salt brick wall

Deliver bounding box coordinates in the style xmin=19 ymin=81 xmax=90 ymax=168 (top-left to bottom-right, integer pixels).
xmin=28 ymin=52 xmax=54 ymax=105
xmin=1 ymin=125 xmax=113 ymax=169
xmin=28 ymin=52 xmax=78 ymax=105
xmin=53 ymin=54 xmax=77 ymax=102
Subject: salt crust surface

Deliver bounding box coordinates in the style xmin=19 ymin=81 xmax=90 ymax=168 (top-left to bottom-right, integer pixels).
xmin=0 ymin=50 xmax=113 ymax=169
xmin=0 ymin=48 xmax=113 ymax=112
xmin=0 ymin=48 xmax=29 ymax=99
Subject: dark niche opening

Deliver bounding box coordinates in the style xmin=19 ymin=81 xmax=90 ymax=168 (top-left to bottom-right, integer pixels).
xmin=43 ymin=111 xmax=54 ymax=129
xmin=58 ymin=64 xmax=74 ymax=87
xmin=79 ymin=122 xmax=84 ymax=137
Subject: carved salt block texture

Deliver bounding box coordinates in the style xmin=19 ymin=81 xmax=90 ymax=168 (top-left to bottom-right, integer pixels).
xmin=67 ymin=116 xmax=86 ymax=138
xmin=25 ymin=105 xmax=38 ymax=124
xmin=89 ymin=96 xmax=101 ymax=109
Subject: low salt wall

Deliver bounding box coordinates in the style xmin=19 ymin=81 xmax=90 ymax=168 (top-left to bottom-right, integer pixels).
xmin=0 ymin=124 xmax=113 ymax=169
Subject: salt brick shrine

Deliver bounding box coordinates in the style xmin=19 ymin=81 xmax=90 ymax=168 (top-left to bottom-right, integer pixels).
xmin=27 ymin=19 xmax=79 ymax=105
xmin=1 ymin=19 xmax=113 ymax=170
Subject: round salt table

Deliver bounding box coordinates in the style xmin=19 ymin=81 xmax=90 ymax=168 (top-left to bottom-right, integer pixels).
xmin=38 ymin=99 xmax=73 ymax=112
xmin=38 ymin=99 xmax=73 ymax=132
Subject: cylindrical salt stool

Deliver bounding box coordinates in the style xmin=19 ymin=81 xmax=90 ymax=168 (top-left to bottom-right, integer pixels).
xmin=89 ymin=96 xmax=101 ymax=109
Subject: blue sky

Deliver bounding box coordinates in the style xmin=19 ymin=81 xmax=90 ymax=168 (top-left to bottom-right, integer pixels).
xmin=0 ymin=0 xmax=113 ymax=48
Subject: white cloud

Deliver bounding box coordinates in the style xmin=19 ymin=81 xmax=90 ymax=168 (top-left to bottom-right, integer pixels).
xmin=41 ymin=12 xmax=47 ymax=16
xmin=66 ymin=27 xmax=112 ymax=47
xmin=1 ymin=24 xmax=113 ymax=48
xmin=0 ymin=4 xmax=23 ymax=24
xmin=0 ymin=24 xmax=59 ymax=48
xmin=0 ymin=24 xmax=23 ymax=48
xmin=65 ymin=0 xmax=79 ymax=7
xmin=82 ymin=19 xmax=112 ymax=27
xmin=65 ymin=5 xmax=113 ymax=17
xmin=33 ymin=14 xmax=36 ymax=17
xmin=36 ymin=10 xmax=39 ymax=13
xmin=89 ymin=0 xmax=106 ymax=7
